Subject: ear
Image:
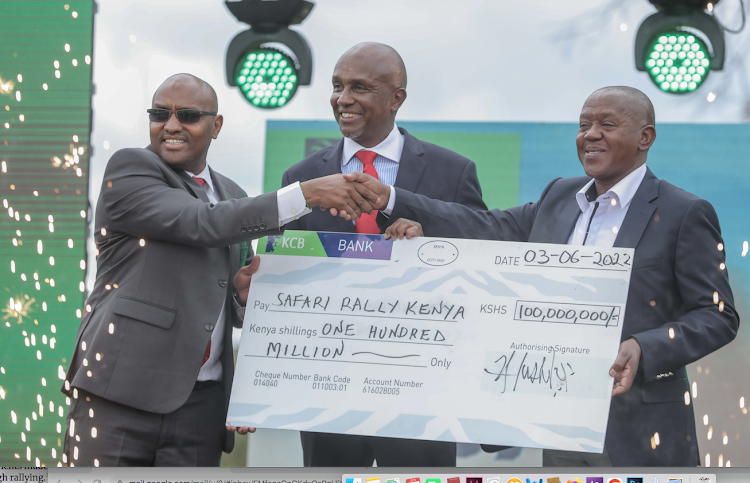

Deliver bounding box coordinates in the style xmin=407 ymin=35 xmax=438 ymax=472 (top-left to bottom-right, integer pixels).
xmin=638 ymin=125 xmax=656 ymax=152
xmin=213 ymin=114 xmax=224 ymax=139
xmin=391 ymin=88 xmax=407 ymax=113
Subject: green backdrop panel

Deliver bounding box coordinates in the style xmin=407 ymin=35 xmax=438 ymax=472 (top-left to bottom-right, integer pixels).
xmin=263 ymin=122 xmax=522 ymax=210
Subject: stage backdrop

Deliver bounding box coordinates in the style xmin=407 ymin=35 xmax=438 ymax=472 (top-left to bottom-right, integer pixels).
xmin=0 ymin=0 xmax=94 ymax=467
xmin=264 ymin=120 xmax=750 ymax=467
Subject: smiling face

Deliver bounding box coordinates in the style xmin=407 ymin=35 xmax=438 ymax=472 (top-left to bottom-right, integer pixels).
xmin=330 ymin=44 xmax=407 ymax=148
xmin=576 ymin=90 xmax=655 ymax=194
xmin=149 ymin=76 xmax=222 ymax=174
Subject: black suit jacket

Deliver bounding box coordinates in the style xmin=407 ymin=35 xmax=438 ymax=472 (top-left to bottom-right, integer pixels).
xmin=379 ymin=167 xmax=739 ymax=466
xmin=63 ymin=146 xmax=280 ymax=452
xmin=282 ymin=127 xmax=488 ymax=232
xmin=282 ymin=127 xmax=487 ymax=466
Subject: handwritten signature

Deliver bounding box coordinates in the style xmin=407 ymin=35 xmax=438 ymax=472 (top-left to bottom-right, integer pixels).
xmin=483 ymin=350 xmax=575 ymax=396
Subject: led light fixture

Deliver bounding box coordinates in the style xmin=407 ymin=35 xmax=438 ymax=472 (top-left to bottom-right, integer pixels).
xmin=225 ymin=0 xmax=314 ymax=109
xmin=635 ymin=0 xmax=726 ymax=94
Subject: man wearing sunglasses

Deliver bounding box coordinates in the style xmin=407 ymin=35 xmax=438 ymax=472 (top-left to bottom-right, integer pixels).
xmin=61 ymin=73 xmax=375 ymax=466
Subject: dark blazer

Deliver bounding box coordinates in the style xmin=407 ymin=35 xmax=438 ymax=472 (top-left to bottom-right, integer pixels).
xmin=282 ymin=127 xmax=488 ymax=233
xmin=379 ymin=167 xmax=739 ymax=466
xmin=62 ymin=146 xmax=282 ymax=452
xmin=282 ymin=127 xmax=487 ymax=466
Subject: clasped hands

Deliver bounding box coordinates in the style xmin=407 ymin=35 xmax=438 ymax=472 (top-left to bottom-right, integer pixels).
xmin=300 ymin=172 xmax=389 ymax=220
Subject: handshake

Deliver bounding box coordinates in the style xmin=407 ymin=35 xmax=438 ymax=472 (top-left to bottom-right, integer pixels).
xmin=300 ymin=172 xmax=424 ymax=240
xmin=300 ymin=172 xmax=388 ymax=220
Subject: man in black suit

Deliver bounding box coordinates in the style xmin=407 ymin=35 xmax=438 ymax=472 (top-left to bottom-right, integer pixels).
xmin=281 ymin=42 xmax=487 ymax=467
xmin=62 ymin=73 xmax=377 ymax=467
xmin=347 ymin=86 xmax=739 ymax=466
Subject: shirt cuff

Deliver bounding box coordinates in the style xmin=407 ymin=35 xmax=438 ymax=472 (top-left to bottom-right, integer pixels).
xmin=232 ymin=293 xmax=246 ymax=321
xmin=382 ymin=185 xmax=396 ymax=216
xmin=277 ymin=182 xmax=312 ymax=226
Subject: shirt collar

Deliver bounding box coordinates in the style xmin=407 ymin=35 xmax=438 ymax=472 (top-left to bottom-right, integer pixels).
xmin=575 ymin=163 xmax=648 ymax=213
xmin=187 ymin=165 xmax=215 ymax=193
xmin=342 ymin=123 xmax=404 ymax=166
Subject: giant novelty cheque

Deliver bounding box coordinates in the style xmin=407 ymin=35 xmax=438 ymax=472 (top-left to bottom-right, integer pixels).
xmin=227 ymin=231 xmax=634 ymax=452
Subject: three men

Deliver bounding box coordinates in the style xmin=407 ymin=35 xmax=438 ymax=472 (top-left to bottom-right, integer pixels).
xmin=62 ymin=73 xmax=375 ymax=466
xmin=282 ymin=42 xmax=487 ymax=467
xmin=349 ymin=86 xmax=739 ymax=466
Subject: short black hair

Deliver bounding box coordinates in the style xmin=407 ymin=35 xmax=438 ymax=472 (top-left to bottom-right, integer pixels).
xmin=592 ymin=86 xmax=655 ymax=125
xmin=153 ymin=73 xmax=218 ymax=112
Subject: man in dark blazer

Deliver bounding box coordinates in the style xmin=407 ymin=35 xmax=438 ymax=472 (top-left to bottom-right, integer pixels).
xmin=281 ymin=42 xmax=487 ymax=467
xmin=61 ymin=74 xmax=377 ymax=467
xmin=349 ymin=86 xmax=739 ymax=466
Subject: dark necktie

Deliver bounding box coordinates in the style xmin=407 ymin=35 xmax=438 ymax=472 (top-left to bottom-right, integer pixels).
xmin=354 ymin=150 xmax=380 ymax=234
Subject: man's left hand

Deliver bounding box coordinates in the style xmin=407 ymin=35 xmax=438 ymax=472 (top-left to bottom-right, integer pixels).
xmin=610 ymin=338 xmax=641 ymax=396
xmin=233 ymin=256 xmax=261 ymax=306
xmin=384 ymin=218 xmax=423 ymax=240
xmin=227 ymin=425 xmax=256 ymax=435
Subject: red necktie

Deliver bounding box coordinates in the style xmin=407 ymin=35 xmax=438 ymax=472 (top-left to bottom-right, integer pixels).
xmin=354 ymin=150 xmax=380 ymax=234
xmin=194 ymin=176 xmax=212 ymax=366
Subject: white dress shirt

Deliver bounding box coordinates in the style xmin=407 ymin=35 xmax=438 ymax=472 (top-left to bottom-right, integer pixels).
xmin=567 ymin=164 xmax=648 ymax=247
xmin=188 ymin=164 xmax=313 ymax=381
xmin=341 ymin=123 xmax=404 ymax=216
xmin=187 ymin=167 xmax=227 ymax=381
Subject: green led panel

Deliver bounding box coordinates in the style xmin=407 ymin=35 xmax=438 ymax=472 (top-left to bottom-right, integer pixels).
xmin=0 ymin=0 xmax=93 ymax=467
xmin=235 ymin=49 xmax=299 ymax=109
xmin=645 ymin=31 xmax=711 ymax=93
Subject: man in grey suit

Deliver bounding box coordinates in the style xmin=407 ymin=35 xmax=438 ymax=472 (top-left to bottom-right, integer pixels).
xmin=61 ymin=73 xmax=376 ymax=466
xmin=348 ymin=86 xmax=739 ymax=466
xmin=282 ymin=42 xmax=486 ymax=467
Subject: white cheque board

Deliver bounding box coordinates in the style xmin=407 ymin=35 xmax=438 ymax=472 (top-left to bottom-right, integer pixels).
xmin=227 ymin=231 xmax=633 ymax=452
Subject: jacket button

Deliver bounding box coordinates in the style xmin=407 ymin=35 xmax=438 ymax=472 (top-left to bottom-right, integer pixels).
xmin=205 ymin=323 xmax=214 ymax=331
xmin=218 ymin=279 xmax=227 ymax=288
xmin=240 ymin=227 xmax=247 ymax=234
xmin=259 ymin=223 xmax=266 ymax=230
xmin=253 ymin=225 xmax=260 ymax=231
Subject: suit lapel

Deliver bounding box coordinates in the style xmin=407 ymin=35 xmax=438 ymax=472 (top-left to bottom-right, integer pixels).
xmin=551 ymin=196 xmax=583 ymax=244
xmin=393 ymin=129 xmax=426 ymax=194
xmin=176 ymin=170 xmax=210 ymax=203
xmin=320 ymin=140 xmax=356 ymax=233
xmin=210 ymin=168 xmax=240 ymax=271
xmin=614 ymin=168 xmax=659 ymax=249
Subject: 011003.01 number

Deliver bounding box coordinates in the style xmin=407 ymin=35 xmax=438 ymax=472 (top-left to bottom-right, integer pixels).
xmin=312 ymin=382 xmax=348 ymax=391
xmin=363 ymin=385 xmax=400 ymax=395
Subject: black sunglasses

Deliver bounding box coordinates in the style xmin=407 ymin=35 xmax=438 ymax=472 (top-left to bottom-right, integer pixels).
xmin=147 ymin=108 xmax=218 ymax=124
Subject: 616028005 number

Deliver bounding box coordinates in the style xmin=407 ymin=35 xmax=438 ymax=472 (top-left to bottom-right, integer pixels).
xmin=363 ymin=386 xmax=400 ymax=395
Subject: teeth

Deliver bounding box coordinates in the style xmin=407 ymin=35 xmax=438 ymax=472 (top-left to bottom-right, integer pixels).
xmin=165 ymin=139 xmax=185 ymax=145
xmin=341 ymin=113 xmax=359 ymax=119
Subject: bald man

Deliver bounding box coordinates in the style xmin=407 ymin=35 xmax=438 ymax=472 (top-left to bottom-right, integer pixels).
xmin=352 ymin=86 xmax=739 ymax=466
xmin=280 ymin=43 xmax=487 ymax=466
xmin=61 ymin=74 xmax=377 ymax=466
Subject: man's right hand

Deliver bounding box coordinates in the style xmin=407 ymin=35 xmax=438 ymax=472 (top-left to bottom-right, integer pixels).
xmin=300 ymin=174 xmax=377 ymax=220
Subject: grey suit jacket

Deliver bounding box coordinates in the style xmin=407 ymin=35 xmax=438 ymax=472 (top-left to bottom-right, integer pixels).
xmin=62 ymin=146 xmax=281 ymax=452
xmin=379 ymin=167 xmax=739 ymax=466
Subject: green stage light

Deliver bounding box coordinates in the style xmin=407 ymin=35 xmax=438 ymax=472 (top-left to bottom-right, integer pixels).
xmin=235 ymin=49 xmax=299 ymax=109
xmin=645 ymin=31 xmax=711 ymax=93
xmin=225 ymin=0 xmax=314 ymax=110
